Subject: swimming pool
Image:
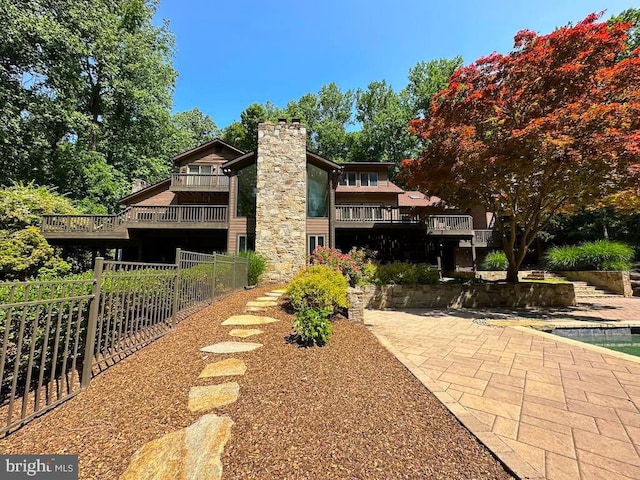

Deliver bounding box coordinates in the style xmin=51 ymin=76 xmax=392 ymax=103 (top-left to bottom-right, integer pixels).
xmin=552 ymin=327 xmax=640 ymax=357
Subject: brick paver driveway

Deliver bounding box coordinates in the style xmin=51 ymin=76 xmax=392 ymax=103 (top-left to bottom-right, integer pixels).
xmin=366 ymin=297 xmax=640 ymax=480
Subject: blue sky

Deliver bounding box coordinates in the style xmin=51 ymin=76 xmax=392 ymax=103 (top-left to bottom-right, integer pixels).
xmin=154 ymin=0 xmax=638 ymax=129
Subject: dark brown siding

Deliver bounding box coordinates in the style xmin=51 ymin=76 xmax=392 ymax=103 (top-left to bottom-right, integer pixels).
xmin=335 ymin=193 xmax=399 ymax=207
xmin=177 ymin=146 xmax=239 ymax=170
xmin=130 ymin=188 xmax=177 ymax=206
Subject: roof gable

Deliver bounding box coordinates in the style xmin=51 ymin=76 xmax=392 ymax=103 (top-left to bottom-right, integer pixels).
xmin=173 ymin=138 xmax=245 ymax=167
xmin=221 ymin=151 xmax=342 ymax=175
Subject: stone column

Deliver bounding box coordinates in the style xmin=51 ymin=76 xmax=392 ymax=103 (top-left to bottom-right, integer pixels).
xmin=255 ymin=121 xmax=307 ymax=283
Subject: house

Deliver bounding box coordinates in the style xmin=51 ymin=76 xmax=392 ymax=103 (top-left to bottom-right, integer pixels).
xmin=41 ymin=119 xmax=498 ymax=281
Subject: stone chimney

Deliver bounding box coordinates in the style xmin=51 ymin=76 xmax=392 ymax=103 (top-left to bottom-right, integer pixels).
xmin=131 ymin=179 xmax=148 ymax=193
xmin=255 ymin=120 xmax=307 ymax=283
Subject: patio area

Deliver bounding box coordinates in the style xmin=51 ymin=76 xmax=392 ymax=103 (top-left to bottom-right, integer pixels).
xmin=366 ymin=297 xmax=640 ymax=480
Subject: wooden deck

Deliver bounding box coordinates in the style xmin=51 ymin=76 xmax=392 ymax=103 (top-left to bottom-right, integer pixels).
xmin=42 ymin=206 xmax=228 ymax=240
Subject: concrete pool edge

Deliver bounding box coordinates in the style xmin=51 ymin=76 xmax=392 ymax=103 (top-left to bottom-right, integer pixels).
xmin=512 ymin=326 xmax=640 ymax=365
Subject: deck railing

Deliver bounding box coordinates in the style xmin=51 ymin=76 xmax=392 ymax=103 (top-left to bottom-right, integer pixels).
xmin=427 ymin=215 xmax=473 ymax=231
xmin=335 ymin=205 xmax=420 ymax=223
xmin=42 ymin=205 xmax=228 ymax=235
xmin=170 ymin=174 xmax=229 ymax=191
xmin=42 ymin=213 xmax=128 ymax=233
xmin=0 ymin=249 xmax=248 ymax=435
xmin=475 ymin=229 xmax=499 ymax=244
xmin=126 ymin=205 xmax=227 ymax=224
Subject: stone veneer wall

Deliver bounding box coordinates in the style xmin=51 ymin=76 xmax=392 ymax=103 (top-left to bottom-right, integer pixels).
xmin=560 ymin=271 xmax=632 ymax=297
xmin=347 ymin=283 xmax=576 ymax=318
xmin=255 ymin=122 xmax=307 ymax=283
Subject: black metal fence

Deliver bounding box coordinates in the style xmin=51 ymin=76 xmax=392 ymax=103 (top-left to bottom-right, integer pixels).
xmin=0 ymin=249 xmax=248 ymax=435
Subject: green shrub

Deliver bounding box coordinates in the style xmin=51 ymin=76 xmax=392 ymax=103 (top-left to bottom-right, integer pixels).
xmin=373 ymin=262 xmax=439 ymax=285
xmin=481 ymin=251 xmax=508 ymax=271
xmin=287 ymin=265 xmax=348 ymax=312
xmin=293 ymin=307 xmax=332 ymax=346
xmin=237 ymin=250 xmax=266 ymax=285
xmin=545 ymin=240 xmax=633 ymax=271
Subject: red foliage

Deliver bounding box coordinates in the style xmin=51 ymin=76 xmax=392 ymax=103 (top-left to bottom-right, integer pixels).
xmin=402 ymin=13 xmax=640 ymax=281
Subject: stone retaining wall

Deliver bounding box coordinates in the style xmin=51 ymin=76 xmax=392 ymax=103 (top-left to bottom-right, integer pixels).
xmin=348 ymin=283 xmax=576 ymax=320
xmin=560 ymin=271 xmax=632 ymax=297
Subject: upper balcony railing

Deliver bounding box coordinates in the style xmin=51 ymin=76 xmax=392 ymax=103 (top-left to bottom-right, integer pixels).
xmin=42 ymin=205 xmax=228 ymax=237
xmin=474 ymin=229 xmax=499 ymax=245
xmin=170 ymin=174 xmax=230 ymax=192
xmin=126 ymin=205 xmax=227 ymax=224
xmin=426 ymin=215 xmax=474 ymax=232
xmin=335 ymin=205 xmax=420 ymax=224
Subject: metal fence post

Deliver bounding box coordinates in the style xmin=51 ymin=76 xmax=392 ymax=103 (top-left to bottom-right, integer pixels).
xmin=211 ymin=253 xmax=217 ymax=301
xmin=232 ymin=256 xmax=237 ymax=290
xmin=171 ymin=248 xmax=181 ymax=328
xmin=81 ymin=257 xmax=103 ymax=389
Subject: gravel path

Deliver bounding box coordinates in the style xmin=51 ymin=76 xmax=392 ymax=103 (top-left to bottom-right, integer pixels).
xmin=0 ymin=286 xmax=512 ymax=479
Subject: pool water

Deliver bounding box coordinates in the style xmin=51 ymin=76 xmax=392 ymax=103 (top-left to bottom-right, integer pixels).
xmin=552 ymin=327 xmax=640 ymax=357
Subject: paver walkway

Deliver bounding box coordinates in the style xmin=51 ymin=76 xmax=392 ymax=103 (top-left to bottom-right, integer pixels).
xmin=367 ymin=298 xmax=640 ymax=480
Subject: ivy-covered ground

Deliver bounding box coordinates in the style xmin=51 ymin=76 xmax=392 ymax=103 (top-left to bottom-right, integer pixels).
xmin=0 ymin=285 xmax=511 ymax=480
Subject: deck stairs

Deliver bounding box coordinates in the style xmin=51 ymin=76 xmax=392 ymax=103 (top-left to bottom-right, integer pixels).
xmin=522 ymin=271 xmax=618 ymax=298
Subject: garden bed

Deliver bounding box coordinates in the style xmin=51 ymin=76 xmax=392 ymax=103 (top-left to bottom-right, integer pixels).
xmin=0 ymin=286 xmax=511 ymax=480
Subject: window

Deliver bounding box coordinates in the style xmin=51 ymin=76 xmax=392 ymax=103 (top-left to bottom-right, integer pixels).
xmin=187 ymin=165 xmax=213 ymax=186
xmin=187 ymin=164 xmax=213 ymax=174
xmin=307 ymin=163 xmax=329 ymax=217
xmin=339 ymin=172 xmax=356 ymax=186
xmin=236 ymin=164 xmax=257 ymax=217
xmin=308 ymin=235 xmax=325 ymax=255
xmin=237 ymin=234 xmax=256 ymax=253
xmin=360 ymin=172 xmax=378 ymax=186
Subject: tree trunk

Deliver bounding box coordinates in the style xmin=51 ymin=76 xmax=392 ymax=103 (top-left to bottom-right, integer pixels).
xmin=506 ymin=263 xmax=519 ymax=283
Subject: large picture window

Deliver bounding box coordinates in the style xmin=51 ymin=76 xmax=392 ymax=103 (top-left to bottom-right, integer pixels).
xmin=236 ymin=164 xmax=257 ymax=217
xmin=307 ymin=163 xmax=329 ymax=218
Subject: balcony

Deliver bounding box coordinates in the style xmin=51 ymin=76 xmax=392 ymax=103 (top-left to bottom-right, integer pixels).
xmin=170 ymin=174 xmax=230 ymax=192
xmin=459 ymin=229 xmax=501 ymax=248
xmin=42 ymin=206 xmax=228 ymax=240
xmin=426 ymin=215 xmax=474 ymax=235
xmin=335 ymin=205 xmax=421 ymax=228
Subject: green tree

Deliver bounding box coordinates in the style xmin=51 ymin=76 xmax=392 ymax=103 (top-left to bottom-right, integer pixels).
xmin=167 ymin=107 xmax=220 ymax=157
xmin=0 ymin=0 xmax=177 ymax=212
xmin=222 ymin=102 xmax=282 ymax=151
xmin=351 ymin=81 xmax=417 ymax=167
xmin=406 ymin=57 xmax=463 ymax=117
xmin=610 ymin=8 xmax=640 ymax=54
xmin=0 ymin=183 xmax=78 ymax=280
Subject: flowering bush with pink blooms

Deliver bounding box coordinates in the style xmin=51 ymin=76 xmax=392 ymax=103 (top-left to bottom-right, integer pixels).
xmin=309 ymin=246 xmax=375 ymax=287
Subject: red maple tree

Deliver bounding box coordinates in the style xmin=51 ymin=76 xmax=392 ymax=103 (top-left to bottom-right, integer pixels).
xmin=402 ymin=13 xmax=640 ymax=282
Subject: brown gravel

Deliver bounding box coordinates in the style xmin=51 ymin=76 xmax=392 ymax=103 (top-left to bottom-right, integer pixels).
xmin=0 ymin=286 xmax=513 ymax=480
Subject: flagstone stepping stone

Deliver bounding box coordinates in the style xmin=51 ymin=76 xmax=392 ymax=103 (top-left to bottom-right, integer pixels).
xmin=256 ymin=296 xmax=279 ymax=301
xmin=198 ymin=358 xmax=247 ymax=378
xmin=221 ymin=315 xmax=279 ymax=326
xmin=228 ymin=328 xmax=263 ymax=338
xmin=200 ymin=341 xmax=263 ymax=354
xmin=246 ymin=300 xmax=278 ymax=307
xmin=245 ymin=306 xmax=267 ymax=312
xmin=271 ymin=288 xmax=287 ymax=293
xmin=188 ymin=382 xmax=240 ymax=413
xmin=265 ymin=292 xmax=283 ymax=297
xmin=120 ymin=413 xmax=233 ymax=480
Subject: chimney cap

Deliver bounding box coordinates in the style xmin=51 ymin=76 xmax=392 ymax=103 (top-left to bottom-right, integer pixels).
xmin=277 ymin=117 xmax=287 ymax=124
xmin=291 ymin=118 xmax=301 ymax=124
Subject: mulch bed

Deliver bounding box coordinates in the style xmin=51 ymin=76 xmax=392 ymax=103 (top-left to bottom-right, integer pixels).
xmin=0 ymin=285 xmax=512 ymax=479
